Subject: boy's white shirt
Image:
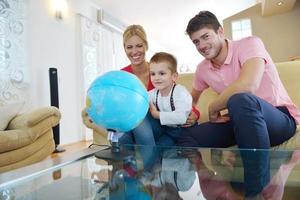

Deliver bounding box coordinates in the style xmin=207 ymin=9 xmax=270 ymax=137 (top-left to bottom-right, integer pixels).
xmin=148 ymin=84 xmax=192 ymax=126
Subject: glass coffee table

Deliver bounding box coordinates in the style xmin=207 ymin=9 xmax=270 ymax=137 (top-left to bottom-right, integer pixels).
xmin=0 ymin=145 xmax=299 ymax=200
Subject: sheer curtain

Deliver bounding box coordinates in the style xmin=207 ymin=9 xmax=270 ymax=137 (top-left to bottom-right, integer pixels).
xmin=97 ymin=25 xmax=114 ymax=73
xmin=112 ymin=31 xmax=128 ymax=69
xmin=80 ymin=15 xmax=128 ymax=92
xmin=79 ymin=15 xmax=128 ymax=139
xmin=0 ymin=0 xmax=29 ymax=106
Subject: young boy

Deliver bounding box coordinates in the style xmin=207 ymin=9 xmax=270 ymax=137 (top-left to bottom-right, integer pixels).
xmin=148 ymin=52 xmax=193 ymax=146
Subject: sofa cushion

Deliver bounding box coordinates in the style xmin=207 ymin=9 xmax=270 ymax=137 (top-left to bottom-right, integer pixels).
xmin=0 ymin=101 xmax=24 ymax=131
xmin=177 ymin=73 xmax=218 ymax=122
xmin=273 ymin=126 xmax=300 ymax=150
xmin=276 ymin=61 xmax=300 ymax=112
xmin=7 ymin=106 xmax=61 ymax=129
xmin=0 ymin=130 xmax=54 ymax=166
xmin=0 ymin=131 xmax=55 ymax=172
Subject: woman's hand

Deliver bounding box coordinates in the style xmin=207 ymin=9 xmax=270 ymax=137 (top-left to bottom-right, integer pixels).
xmin=149 ymin=102 xmax=160 ymax=119
xmin=83 ymin=108 xmax=94 ymax=123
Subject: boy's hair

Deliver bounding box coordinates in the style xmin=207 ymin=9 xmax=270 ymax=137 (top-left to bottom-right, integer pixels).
xmin=123 ymin=24 xmax=148 ymax=50
xmin=150 ymin=52 xmax=177 ymax=74
xmin=186 ymin=11 xmax=221 ymax=36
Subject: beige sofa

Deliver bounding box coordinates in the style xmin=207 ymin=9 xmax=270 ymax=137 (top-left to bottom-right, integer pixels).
xmin=82 ymin=60 xmax=300 ymax=149
xmin=0 ymin=106 xmax=61 ymax=173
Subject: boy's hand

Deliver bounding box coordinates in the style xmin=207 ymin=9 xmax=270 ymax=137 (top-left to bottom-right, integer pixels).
xmin=149 ymin=102 xmax=160 ymax=119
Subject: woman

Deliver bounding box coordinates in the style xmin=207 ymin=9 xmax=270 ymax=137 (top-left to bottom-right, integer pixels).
xmin=117 ymin=25 xmax=157 ymax=145
xmin=121 ymin=25 xmax=154 ymax=91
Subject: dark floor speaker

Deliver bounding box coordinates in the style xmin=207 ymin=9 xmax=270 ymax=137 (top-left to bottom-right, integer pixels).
xmin=49 ymin=68 xmax=60 ymax=145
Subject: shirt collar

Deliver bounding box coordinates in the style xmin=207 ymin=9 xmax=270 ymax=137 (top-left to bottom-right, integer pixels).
xmin=224 ymin=39 xmax=233 ymax=65
xmin=208 ymin=39 xmax=233 ymax=70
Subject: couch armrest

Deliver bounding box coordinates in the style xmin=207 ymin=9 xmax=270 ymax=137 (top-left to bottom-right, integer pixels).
xmin=8 ymin=106 xmax=61 ymax=129
xmin=81 ymin=108 xmax=108 ymax=138
xmin=0 ymin=129 xmax=32 ymax=153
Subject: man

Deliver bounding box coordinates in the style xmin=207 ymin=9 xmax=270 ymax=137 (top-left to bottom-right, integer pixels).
xmin=178 ymin=11 xmax=300 ymax=198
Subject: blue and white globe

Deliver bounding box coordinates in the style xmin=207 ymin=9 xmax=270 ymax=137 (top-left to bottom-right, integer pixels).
xmin=86 ymin=70 xmax=149 ymax=132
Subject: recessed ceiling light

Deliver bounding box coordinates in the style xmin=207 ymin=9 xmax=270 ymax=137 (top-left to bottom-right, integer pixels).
xmin=277 ymin=1 xmax=283 ymax=6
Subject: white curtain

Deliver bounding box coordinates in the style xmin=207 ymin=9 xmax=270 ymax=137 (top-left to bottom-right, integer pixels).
xmin=79 ymin=15 xmax=128 ymax=140
xmin=79 ymin=15 xmax=128 ymax=92
xmin=0 ymin=0 xmax=29 ymax=105
xmin=113 ymin=32 xmax=128 ymax=70
xmin=97 ymin=25 xmax=114 ymax=74
xmin=80 ymin=16 xmax=98 ymax=92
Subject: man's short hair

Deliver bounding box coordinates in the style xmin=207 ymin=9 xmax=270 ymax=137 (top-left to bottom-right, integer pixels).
xmin=186 ymin=11 xmax=221 ymax=36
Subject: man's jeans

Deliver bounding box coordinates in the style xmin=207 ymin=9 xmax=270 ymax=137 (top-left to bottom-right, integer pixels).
xmin=178 ymin=92 xmax=297 ymax=197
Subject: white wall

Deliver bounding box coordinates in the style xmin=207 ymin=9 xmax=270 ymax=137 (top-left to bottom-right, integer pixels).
xmin=27 ymin=0 xmax=101 ymax=144
xmin=26 ymin=0 xmax=171 ymax=145
xmin=223 ymin=2 xmax=300 ymax=62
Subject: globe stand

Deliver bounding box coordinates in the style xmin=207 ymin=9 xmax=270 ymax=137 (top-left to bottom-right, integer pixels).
xmin=94 ymin=129 xmax=134 ymax=161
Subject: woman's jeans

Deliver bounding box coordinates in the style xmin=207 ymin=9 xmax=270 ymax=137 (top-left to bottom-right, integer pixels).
xmin=178 ymin=93 xmax=297 ymax=197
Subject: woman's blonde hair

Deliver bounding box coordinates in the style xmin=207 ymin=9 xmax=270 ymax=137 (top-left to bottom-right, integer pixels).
xmin=123 ymin=25 xmax=148 ymax=50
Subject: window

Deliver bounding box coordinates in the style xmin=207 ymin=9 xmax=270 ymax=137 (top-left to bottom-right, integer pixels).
xmin=231 ymin=19 xmax=252 ymax=40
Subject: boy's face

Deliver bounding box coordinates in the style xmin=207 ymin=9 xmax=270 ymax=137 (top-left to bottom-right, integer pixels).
xmin=150 ymin=61 xmax=178 ymax=94
xmin=190 ymin=27 xmax=224 ymax=60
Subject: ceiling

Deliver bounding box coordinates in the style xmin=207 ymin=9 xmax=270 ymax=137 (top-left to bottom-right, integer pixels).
xmin=261 ymin=0 xmax=297 ymax=16
xmin=93 ymin=0 xmax=258 ymax=66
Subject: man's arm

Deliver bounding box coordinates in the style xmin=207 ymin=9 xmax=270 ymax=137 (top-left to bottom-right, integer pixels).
xmin=209 ymin=57 xmax=265 ymax=122
xmin=191 ymin=88 xmax=203 ymax=106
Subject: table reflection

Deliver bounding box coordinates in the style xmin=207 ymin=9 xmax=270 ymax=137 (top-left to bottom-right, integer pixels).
xmin=93 ymin=146 xmax=300 ymax=200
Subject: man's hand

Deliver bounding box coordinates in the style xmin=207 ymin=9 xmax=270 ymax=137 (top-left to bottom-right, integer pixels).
xmin=149 ymin=102 xmax=160 ymax=119
xmin=221 ymin=151 xmax=236 ymax=170
xmin=183 ymin=110 xmax=198 ymax=127
xmin=208 ymin=103 xmax=230 ymax=123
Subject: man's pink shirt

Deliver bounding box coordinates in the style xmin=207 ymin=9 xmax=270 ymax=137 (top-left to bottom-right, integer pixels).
xmin=194 ymin=36 xmax=300 ymax=124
